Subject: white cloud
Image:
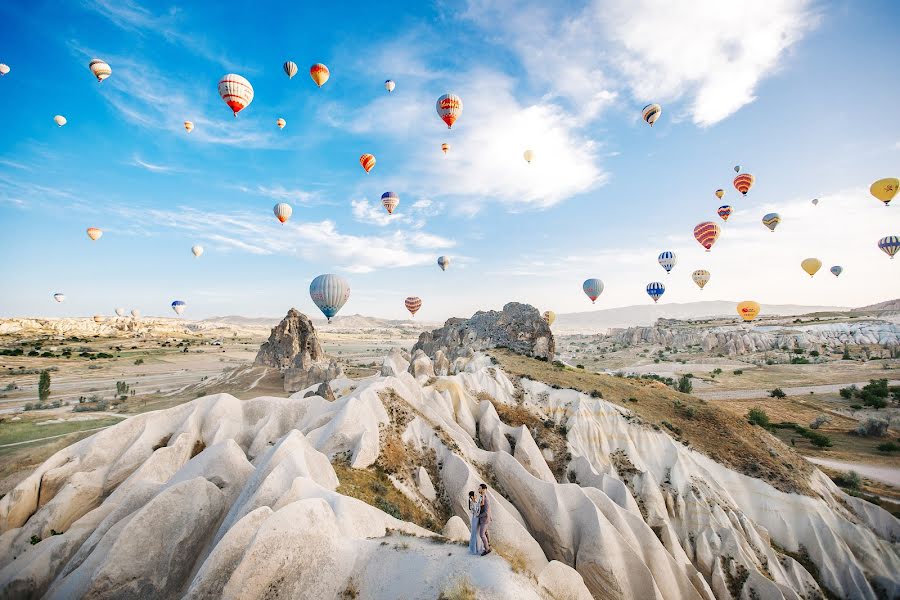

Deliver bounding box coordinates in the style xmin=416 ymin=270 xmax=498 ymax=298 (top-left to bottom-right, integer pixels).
xmin=236 ymin=185 xmax=322 ymax=205
xmin=131 ymin=156 xmax=178 ymax=173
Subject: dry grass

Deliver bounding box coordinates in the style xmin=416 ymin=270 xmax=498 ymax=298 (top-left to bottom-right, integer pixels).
xmin=494 ymin=545 xmax=529 ymax=574
xmin=333 ymin=460 xmax=436 ymax=530
xmin=489 ymin=349 xmax=816 ymax=496
xmin=438 ymin=576 xmax=477 ymax=600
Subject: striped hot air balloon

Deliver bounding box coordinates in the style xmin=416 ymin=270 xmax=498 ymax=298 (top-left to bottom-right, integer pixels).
xmin=171 ymin=300 xmax=186 ymax=315
xmin=733 ymin=173 xmax=754 ymax=195
xmin=641 ymin=103 xmax=661 ymax=127
xmin=692 ymin=270 xmax=710 ymax=290
xmin=273 ymin=203 xmax=292 ymax=224
xmin=360 ymin=153 xmax=376 ymax=173
xmin=715 ymin=189 xmax=725 ymax=200
xmin=404 ymin=296 xmax=422 ymax=317
xmin=441 ymin=143 xmax=450 ymax=155
xmin=184 ymin=121 xmax=194 ymax=133
xmin=543 ymin=311 xmax=556 ymax=326
xmin=646 ymin=282 xmax=665 ymax=303
xmin=276 ymin=118 xmax=286 ymax=129
xmin=717 ymin=205 xmax=733 ymax=221
xmin=283 ymin=61 xmax=298 ymax=79
xmin=437 ymin=256 xmax=450 ymax=271
xmin=737 ymin=301 xmax=760 ymax=322
xmin=583 ymin=278 xmax=604 ymax=303
xmin=89 ymin=59 xmax=111 ymax=82
xmin=436 ymin=93 xmax=462 ymax=129
xmin=693 ymin=221 xmax=720 ymax=252
xmin=830 ymin=266 xmax=842 ymax=277
xmin=762 ymin=213 xmax=781 ymax=232
xmin=878 ymin=235 xmax=900 ymax=259
xmin=310 ymin=274 xmax=350 ymax=323
xmin=381 ymin=191 xmax=399 ymax=214
xmin=86 ymin=227 xmax=102 ymax=241
xmin=310 ymin=63 xmax=330 ymax=87
xmin=217 ymin=74 xmax=254 ymax=116
xmin=658 ymin=251 xmax=677 ymax=274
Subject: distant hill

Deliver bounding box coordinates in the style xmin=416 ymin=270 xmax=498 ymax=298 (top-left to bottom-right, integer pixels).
xmin=201 ymin=313 xmax=440 ymax=331
xmin=853 ymin=298 xmax=900 ymax=313
xmin=553 ymin=301 xmax=849 ymax=334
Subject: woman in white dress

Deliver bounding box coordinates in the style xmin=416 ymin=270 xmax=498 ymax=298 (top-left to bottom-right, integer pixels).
xmin=468 ymin=491 xmax=483 ymax=555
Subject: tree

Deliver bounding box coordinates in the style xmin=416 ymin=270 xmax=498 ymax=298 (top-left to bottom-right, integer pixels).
xmin=769 ymin=388 xmax=786 ymax=399
xmin=747 ymin=408 xmax=770 ymax=428
xmin=677 ymin=375 xmax=693 ymax=394
xmin=38 ymin=370 xmax=51 ymax=402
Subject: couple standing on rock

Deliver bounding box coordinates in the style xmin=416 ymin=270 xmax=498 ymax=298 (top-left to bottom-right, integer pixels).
xmin=467 ymin=484 xmax=492 ymax=556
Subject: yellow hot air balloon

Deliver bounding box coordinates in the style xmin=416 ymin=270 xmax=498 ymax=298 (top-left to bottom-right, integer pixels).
xmin=54 ymin=115 xmax=67 ymax=127
xmin=310 ymin=63 xmax=330 ymax=87
xmin=86 ymin=227 xmax=102 ymax=241
xmin=736 ymin=301 xmax=760 ymax=322
xmin=93 ymin=315 xmax=105 ymax=324
xmin=276 ymin=118 xmax=286 ymax=129
xmin=870 ymin=178 xmax=898 ymax=207
xmin=801 ymin=258 xmax=822 ymax=277
xmin=523 ymin=149 xmax=535 ymax=163
xmin=184 ymin=120 xmax=194 ymax=133
xmin=543 ymin=310 xmax=556 ymax=326
xmin=715 ymin=189 xmax=724 ymax=200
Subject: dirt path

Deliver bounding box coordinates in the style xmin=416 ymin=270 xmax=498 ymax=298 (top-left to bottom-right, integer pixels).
xmin=695 ymin=380 xmax=900 ymax=401
xmin=0 ymin=424 xmax=119 ymax=449
xmin=806 ymin=457 xmax=900 ymax=487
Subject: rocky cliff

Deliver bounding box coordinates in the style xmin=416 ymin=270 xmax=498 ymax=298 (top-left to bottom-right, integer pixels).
xmin=412 ymin=302 xmax=554 ymax=361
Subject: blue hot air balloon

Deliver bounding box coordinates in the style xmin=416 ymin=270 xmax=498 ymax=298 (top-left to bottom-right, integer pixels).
xmin=582 ymin=278 xmax=604 ymax=303
xmin=830 ymin=266 xmax=843 ymax=277
xmin=658 ymin=251 xmax=677 ymax=274
xmin=646 ymin=282 xmax=665 ymax=303
xmin=171 ymin=300 xmax=186 ymax=315
xmin=310 ymin=274 xmax=350 ymax=322
xmin=878 ymin=236 xmax=900 ymax=259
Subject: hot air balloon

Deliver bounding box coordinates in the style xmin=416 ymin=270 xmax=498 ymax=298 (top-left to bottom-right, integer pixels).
xmin=53 ymin=293 xmax=65 ymax=303
xmin=171 ymin=300 xmax=186 ymax=315
xmin=737 ymin=301 xmax=760 ymax=322
xmin=184 ymin=121 xmax=194 ymax=133
xmin=693 ymin=221 xmax=720 ymax=252
xmin=93 ymin=315 xmax=105 ymax=324
xmin=381 ymin=191 xmax=399 ymax=215
xmin=523 ymin=149 xmax=535 ymax=163
xmin=217 ymin=74 xmax=254 ymax=116
xmin=878 ymin=235 xmax=900 ymax=259
xmin=646 ymin=282 xmax=665 ymax=303
xmin=360 ymin=153 xmax=376 ymax=173
xmin=734 ymin=165 xmax=741 ymax=173
xmin=89 ymin=59 xmax=111 ymax=82
xmin=436 ymin=93 xmax=462 ymax=129
xmin=543 ymin=311 xmax=556 ymax=326
xmin=715 ymin=189 xmax=725 ymax=200
xmin=54 ymin=115 xmax=67 ymax=127
xmin=641 ymin=103 xmax=661 ymax=126
xmin=583 ymin=278 xmax=604 ymax=303
xmin=733 ymin=173 xmax=754 ymax=195
xmin=86 ymin=227 xmax=102 ymax=241
xmin=811 ymin=198 xmax=819 ymax=206
xmin=717 ymin=205 xmax=732 ymax=221
xmin=384 ymin=79 xmax=395 ymax=93
xmin=0 ymin=64 xmax=9 ymax=76
xmin=801 ymin=258 xmax=822 ymax=277
xmin=115 ymin=307 xmax=125 ymax=317
xmin=692 ymin=270 xmax=710 ymax=290
xmin=405 ymin=296 xmax=422 ymax=317
xmin=658 ymin=251 xmax=677 ymax=274
xmin=310 ymin=274 xmax=350 ymax=323
xmin=273 ymin=203 xmax=292 ymax=224
xmin=870 ymin=178 xmax=898 ymax=207
xmin=191 ymin=245 xmax=203 ymax=258
xmin=131 ymin=309 xmax=141 ymax=318
xmin=310 ymin=63 xmax=330 ymax=87
xmin=441 ymin=143 xmax=450 ymax=155
xmin=762 ymin=213 xmax=781 ymax=232
xmin=830 ymin=266 xmax=842 ymax=277
xmin=276 ymin=118 xmax=286 ymax=129
xmin=437 ymin=256 xmax=450 ymax=271
xmin=283 ymin=61 xmax=298 ymax=79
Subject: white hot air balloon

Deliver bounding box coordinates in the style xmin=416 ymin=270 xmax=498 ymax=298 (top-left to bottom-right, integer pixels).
xmin=53 ymin=293 xmax=66 ymax=303
xmin=131 ymin=309 xmax=141 ymax=319
xmin=54 ymin=115 xmax=67 ymax=127
xmin=274 ymin=203 xmax=292 ymax=224
xmin=0 ymin=64 xmax=10 ymax=76
xmin=191 ymin=245 xmax=203 ymax=258
xmin=115 ymin=307 xmax=125 ymax=317
xmin=523 ymin=149 xmax=535 ymax=163
xmin=384 ymin=79 xmax=395 ymax=93
xmin=217 ymin=74 xmax=254 ymax=116
xmin=89 ymin=58 xmax=111 ymax=82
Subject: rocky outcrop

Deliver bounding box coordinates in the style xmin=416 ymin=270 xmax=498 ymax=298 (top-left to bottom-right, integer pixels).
xmin=412 ymin=302 xmax=554 ymax=362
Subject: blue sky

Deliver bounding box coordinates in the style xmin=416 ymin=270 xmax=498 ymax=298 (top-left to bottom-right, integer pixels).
xmin=1 ymin=0 xmax=899 ymax=321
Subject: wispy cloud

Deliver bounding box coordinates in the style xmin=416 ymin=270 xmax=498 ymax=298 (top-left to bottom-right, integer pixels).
xmin=0 ymin=159 xmax=31 ymax=171
xmin=350 ymin=196 xmax=444 ymax=228
xmin=131 ymin=155 xmax=180 ymax=173
xmin=235 ymin=185 xmax=324 ymax=205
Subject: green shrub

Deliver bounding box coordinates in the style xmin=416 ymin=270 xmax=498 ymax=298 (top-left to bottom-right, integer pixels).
xmin=833 ymin=470 xmax=861 ymax=490
xmin=839 ymin=386 xmax=856 ymax=400
xmin=134 ymin=358 xmax=144 ymax=365
xmin=676 ymin=376 xmax=693 ymax=394
xmin=769 ymin=388 xmax=786 ymax=399
xmin=733 ymin=370 xmax=743 ymax=375
xmin=876 ymin=441 xmax=899 ymax=453
xmin=747 ymin=408 xmax=770 ymax=427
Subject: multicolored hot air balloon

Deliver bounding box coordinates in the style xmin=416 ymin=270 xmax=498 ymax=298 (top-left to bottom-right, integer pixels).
xmin=54 ymin=115 xmax=67 ymax=127
xmin=171 ymin=300 xmax=186 ymax=315
xmin=381 ymin=191 xmax=399 ymax=215
xmin=115 ymin=307 xmax=125 ymax=317
xmin=715 ymin=189 xmax=725 ymax=200
xmin=734 ymin=165 xmax=741 ymax=173
xmin=0 ymin=64 xmax=9 ymax=76
xmin=437 ymin=256 xmax=450 ymax=271
xmin=191 ymin=245 xmax=203 ymax=258
xmin=878 ymin=235 xmax=900 ymax=259
xmin=762 ymin=213 xmax=781 ymax=232
xmin=87 ymin=227 xmax=102 ymax=241
xmin=93 ymin=315 xmax=105 ymax=324
xmin=283 ymin=61 xmax=298 ymax=79
xmin=737 ymin=301 xmax=760 ymax=322
xmin=276 ymin=118 xmax=286 ymax=129
xmin=811 ymin=198 xmax=819 ymax=206
xmin=184 ymin=121 xmax=194 ymax=133
xmin=641 ymin=103 xmax=661 ymax=127
xmin=441 ymin=143 xmax=450 ymax=155
xmin=360 ymin=154 xmax=376 ymax=173
xmin=693 ymin=221 xmax=720 ymax=252
xmin=801 ymin=258 xmax=822 ymax=277
xmin=658 ymin=251 xmax=677 ymax=274
xmin=53 ymin=293 xmax=65 ymax=303
xmin=384 ymin=79 xmax=395 ymax=93
xmin=523 ymin=149 xmax=535 ymax=163
xmin=583 ymin=278 xmax=604 ymax=303
xmin=646 ymin=282 xmax=665 ymax=303
xmin=404 ymin=296 xmax=422 ymax=317
xmin=310 ymin=63 xmax=330 ymax=87
xmin=717 ymin=205 xmax=732 ymax=222
xmin=543 ymin=311 xmax=556 ymax=326
xmin=692 ymin=270 xmax=710 ymax=290
xmin=436 ymin=93 xmax=462 ymax=129
xmin=89 ymin=59 xmax=111 ymax=82
xmin=870 ymin=178 xmax=898 ymax=207
xmin=274 ymin=203 xmax=292 ymax=224
xmin=310 ymin=274 xmax=350 ymax=323
xmin=131 ymin=309 xmax=141 ymax=319
xmin=733 ymin=173 xmax=754 ymax=195
xmin=218 ymin=74 xmax=254 ymax=116
xmin=830 ymin=265 xmax=842 ymax=277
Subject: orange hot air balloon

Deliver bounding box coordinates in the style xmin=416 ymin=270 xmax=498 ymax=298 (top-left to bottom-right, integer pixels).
xmin=733 ymin=173 xmax=755 ymax=195
xmin=405 ymin=296 xmax=422 ymax=317
xmin=736 ymin=301 xmax=761 ymax=322
xmin=693 ymin=221 xmax=720 ymax=252
xmin=441 ymin=143 xmax=450 ymax=155
xmin=360 ymin=153 xmax=376 ymax=173
xmin=86 ymin=227 xmax=102 ymax=241
xmin=310 ymin=63 xmax=330 ymax=87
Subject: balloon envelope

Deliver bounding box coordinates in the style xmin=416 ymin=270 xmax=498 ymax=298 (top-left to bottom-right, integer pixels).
xmin=692 ymin=270 xmax=710 ymax=290
xmin=384 ymin=79 xmax=395 ymax=93
xmin=437 ymin=256 xmax=450 ymax=271
xmin=737 ymin=301 xmax=760 ymax=322
xmin=801 ymin=258 xmax=822 ymax=277
xmin=878 ymin=235 xmax=900 ymax=259
xmin=583 ymin=278 xmax=604 ymax=303
xmin=283 ymin=61 xmax=298 ymax=79
xmin=131 ymin=309 xmax=141 ymax=318
xmin=273 ymin=203 xmax=292 ymax=223
xmin=360 ymin=154 xmax=376 ymax=173
xmin=693 ymin=221 xmax=720 ymax=251
xmin=115 ymin=308 xmax=125 ymax=317
xmin=171 ymin=300 xmax=186 ymax=315
xmin=93 ymin=315 xmax=104 ymax=323
xmin=762 ymin=213 xmax=781 ymax=232
xmin=381 ymin=191 xmax=399 ymax=214
xmin=734 ymin=165 xmax=741 ymax=173
xmin=217 ymin=74 xmax=254 ymax=116
xmin=276 ymin=118 xmax=286 ymax=129
xmin=830 ymin=266 xmax=842 ymax=277
xmin=89 ymin=59 xmax=111 ymax=82
xmin=543 ymin=311 xmax=556 ymax=326
xmin=310 ymin=63 xmax=330 ymax=87
xmin=436 ymin=93 xmax=463 ymax=128
xmin=811 ymin=198 xmax=818 ymax=206
xmin=646 ymin=282 xmax=665 ymax=303
xmin=523 ymin=149 xmax=535 ymax=163
xmin=404 ymin=296 xmax=422 ymax=317
xmin=658 ymin=251 xmax=676 ymax=274
xmin=0 ymin=64 xmax=9 ymax=76
xmin=184 ymin=121 xmax=194 ymax=132
xmin=733 ymin=173 xmax=754 ymax=195
xmin=191 ymin=245 xmax=203 ymax=257
xmin=54 ymin=115 xmax=67 ymax=127
xmin=310 ymin=274 xmax=350 ymax=322
xmin=87 ymin=227 xmax=102 ymax=241
xmin=441 ymin=143 xmax=450 ymax=155
xmin=717 ymin=205 xmax=732 ymax=221
xmin=715 ymin=189 xmax=724 ymax=199
xmin=641 ymin=103 xmax=661 ymax=126
xmin=870 ymin=178 xmax=899 ymax=206
xmin=53 ymin=293 xmax=65 ymax=303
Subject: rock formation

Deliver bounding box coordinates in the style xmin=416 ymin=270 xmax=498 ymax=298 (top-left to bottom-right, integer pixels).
xmin=413 ymin=302 xmax=554 ymax=362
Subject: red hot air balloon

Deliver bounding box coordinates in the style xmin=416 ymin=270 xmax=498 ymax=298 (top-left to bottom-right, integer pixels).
xmin=360 ymin=154 xmax=376 ymax=173
xmin=693 ymin=221 xmax=721 ymax=252
xmin=405 ymin=296 xmax=422 ymax=317
xmin=733 ymin=173 xmax=754 ymax=195
xmin=436 ymin=93 xmax=462 ymax=129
